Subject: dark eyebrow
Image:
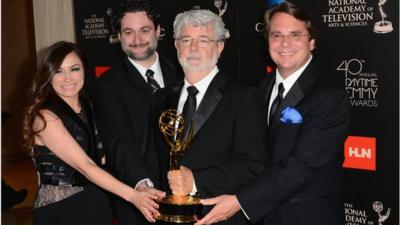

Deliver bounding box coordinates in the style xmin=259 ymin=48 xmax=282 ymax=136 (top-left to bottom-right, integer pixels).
xmin=121 ymin=28 xmax=133 ymax=33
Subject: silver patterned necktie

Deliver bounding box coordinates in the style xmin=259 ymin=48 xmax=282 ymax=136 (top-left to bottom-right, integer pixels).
xmin=145 ymin=69 xmax=161 ymax=92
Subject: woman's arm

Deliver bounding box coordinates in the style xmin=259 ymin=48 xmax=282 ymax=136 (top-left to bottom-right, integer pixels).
xmin=34 ymin=109 xmax=164 ymax=222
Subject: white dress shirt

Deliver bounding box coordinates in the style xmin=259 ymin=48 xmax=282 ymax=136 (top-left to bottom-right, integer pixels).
xmin=128 ymin=52 xmax=165 ymax=88
xmin=267 ymin=56 xmax=313 ymax=124
xmin=177 ymin=66 xmax=219 ymax=113
xmin=176 ymin=66 xmax=219 ymax=195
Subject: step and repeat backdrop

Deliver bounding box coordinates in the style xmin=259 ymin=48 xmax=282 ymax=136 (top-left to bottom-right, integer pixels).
xmin=73 ymin=0 xmax=398 ymax=224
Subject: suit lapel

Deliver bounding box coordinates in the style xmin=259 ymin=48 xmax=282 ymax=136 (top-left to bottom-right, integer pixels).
xmin=269 ymin=82 xmax=304 ymax=131
xmin=191 ymin=73 xmax=224 ymax=137
xmin=159 ymin=57 xmax=180 ymax=87
xmin=122 ymin=58 xmax=154 ymax=95
xmin=264 ymin=76 xmax=275 ymax=104
xmin=269 ymin=57 xmax=319 ymax=131
xmin=165 ymin=81 xmax=183 ymax=112
xmin=164 ymin=73 xmax=224 ymax=138
xmin=257 ymin=74 xmax=275 ymax=104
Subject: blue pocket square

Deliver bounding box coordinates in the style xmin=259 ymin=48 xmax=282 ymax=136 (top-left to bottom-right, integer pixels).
xmin=280 ymin=106 xmax=303 ymax=124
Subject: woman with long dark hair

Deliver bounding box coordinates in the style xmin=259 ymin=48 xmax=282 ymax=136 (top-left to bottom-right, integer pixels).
xmin=23 ymin=41 xmax=163 ymax=225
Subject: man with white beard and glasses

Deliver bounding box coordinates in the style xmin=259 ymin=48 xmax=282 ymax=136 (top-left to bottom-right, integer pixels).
xmin=150 ymin=9 xmax=267 ymax=225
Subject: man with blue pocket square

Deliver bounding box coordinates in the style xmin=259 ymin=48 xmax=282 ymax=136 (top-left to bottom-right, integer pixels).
xmin=195 ymin=1 xmax=351 ymax=225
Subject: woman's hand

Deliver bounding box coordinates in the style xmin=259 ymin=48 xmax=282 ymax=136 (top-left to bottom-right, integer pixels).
xmin=129 ymin=188 xmax=165 ymax=222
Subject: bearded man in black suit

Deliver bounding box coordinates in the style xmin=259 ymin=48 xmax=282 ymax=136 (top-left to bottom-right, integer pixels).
xmin=92 ymin=0 xmax=180 ymax=224
xmin=195 ymin=2 xmax=351 ymax=225
xmin=151 ymin=9 xmax=268 ymax=225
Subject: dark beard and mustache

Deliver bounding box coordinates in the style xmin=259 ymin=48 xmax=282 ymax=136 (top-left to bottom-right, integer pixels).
xmin=125 ymin=42 xmax=157 ymax=61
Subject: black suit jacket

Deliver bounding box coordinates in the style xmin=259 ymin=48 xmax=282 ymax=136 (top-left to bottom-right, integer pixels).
xmin=92 ymin=56 xmax=181 ymax=225
xmin=237 ymin=58 xmax=351 ymax=225
xmin=152 ymin=72 xmax=268 ymax=225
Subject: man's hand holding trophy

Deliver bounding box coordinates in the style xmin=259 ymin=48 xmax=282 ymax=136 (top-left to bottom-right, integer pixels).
xmin=156 ymin=109 xmax=202 ymax=223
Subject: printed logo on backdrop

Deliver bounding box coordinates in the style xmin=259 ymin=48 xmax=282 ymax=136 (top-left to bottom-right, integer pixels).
xmin=373 ymin=0 xmax=393 ymax=33
xmin=372 ymin=201 xmax=391 ymax=225
xmin=214 ymin=0 xmax=228 ymax=17
xmin=191 ymin=1 xmax=229 ymax=37
xmin=106 ymin=8 xmax=119 ymax=44
xmin=192 ymin=1 xmax=228 ymax=18
xmin=79 ymin=7 xmax=166 ymax=43
xmin=80 ymin=14 xmax=110 ymax=40
xmin=338 ymin=58 xmax=379 ymax=108
xmin=344 ymin=201 xmax=391 ymax=225
xmin=321 ymin=0 xmax=394 ymax=33
xmin=343 ymin=136 xmax=376 ymax=171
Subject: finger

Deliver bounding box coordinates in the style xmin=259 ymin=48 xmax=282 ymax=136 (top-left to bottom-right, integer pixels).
xmin=200 ymin=197 xmax=218 ymax=205
xmin=170 ymin=183 xmax=184 ymax=192
xmin=144 ymin=209 xmax=156 ymax=223
xmin=148 ymin=193 xmax=159 ymax=201
xmin=167 ymin=172 xmax=173 ymax=180
xmin=153 ymin=190 xmax=166 ymax=198
xmin=168 ymin=170 xmax=179 ymax=178
xmin=145 ymin=213 xmax=154 ymax=223
xmin=147 ymin=206 xmax=159 ymax=216
xmin=148 ymin=199 xmax=159 ymax=209
xmin=194 ymin=218 xmax=205 ymax=225
xmin=171 ymin=189 xmax=179 ymax=196
xmin=145 ymin=205 xmax=159 ymax=220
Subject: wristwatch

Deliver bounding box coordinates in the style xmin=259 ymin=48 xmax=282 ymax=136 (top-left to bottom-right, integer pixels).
xmin=144 ymin=179 xmax=154 ymax=188
xmin=136 ymin=179 xmax=154 ymax=190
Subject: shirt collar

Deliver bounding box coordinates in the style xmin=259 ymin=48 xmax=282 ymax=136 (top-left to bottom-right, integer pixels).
xmin=179 ymin=67 xmax=219 ymax=109
xmin=128 ymin=53 xmax=164 ymax=87
xmin=183 ymin=67 xmax=219 ymax=95
xmin=276 ymin=55 xmax=312 ymax=97
xmin=128 ymin=52 xmax=161 ymax=78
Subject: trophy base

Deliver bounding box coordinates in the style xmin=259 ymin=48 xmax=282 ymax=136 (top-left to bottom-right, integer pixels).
xmin=373 ymin=21 xmax=393 ymax=33
xmin=156 ymin=195 xmax=202 ymax=223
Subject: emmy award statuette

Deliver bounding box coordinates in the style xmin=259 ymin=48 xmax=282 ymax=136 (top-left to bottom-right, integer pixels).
xmin=372 ymin=201 xmax=391 ymax=225
xmin=373 ymin=0 xmax=393 ymax=33
xmin=156 ymin=109 xmax=202 ymax=223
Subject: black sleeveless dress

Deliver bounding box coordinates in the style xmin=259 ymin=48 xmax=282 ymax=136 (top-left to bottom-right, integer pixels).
xmin=32 ymin=95 xmax=113 ymax=225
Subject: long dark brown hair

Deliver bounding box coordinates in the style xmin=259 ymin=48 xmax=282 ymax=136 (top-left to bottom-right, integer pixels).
xmin=22 ymin=41 xmax=89 ymax=149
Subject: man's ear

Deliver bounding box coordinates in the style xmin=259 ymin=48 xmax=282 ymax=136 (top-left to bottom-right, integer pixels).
xmin=174 ymin=40 xmax=178 ymax=49
xmin=309 ymin=38 xmax=316 ymax=51
xmin=217 ymin=41 xmax=225 ymax=57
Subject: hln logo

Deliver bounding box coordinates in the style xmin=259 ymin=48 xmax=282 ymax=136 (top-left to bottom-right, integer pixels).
xmin=348 ymin=147 xmax=371 ymax=158
xmin=343 ymin=136 xmax=376 ymax=171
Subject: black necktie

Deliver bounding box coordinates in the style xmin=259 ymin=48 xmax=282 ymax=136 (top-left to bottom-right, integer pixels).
xmin=182 ymin=86 xmax=199 ymax=137
xmin=269 ymin=82 xmax=284 ymax=124
xmin=145 ymin=69 xmax=161 ymax=92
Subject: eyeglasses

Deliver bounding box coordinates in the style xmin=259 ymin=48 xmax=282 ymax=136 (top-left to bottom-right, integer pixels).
xmin=268 ymin=32 xmax=310 ymax=42
xmin=177 ymin=37 xmax=220 ymax=47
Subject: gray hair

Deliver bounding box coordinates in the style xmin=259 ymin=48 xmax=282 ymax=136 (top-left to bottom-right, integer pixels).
xmin=173 ymin=9 xmax=229 ymax=41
